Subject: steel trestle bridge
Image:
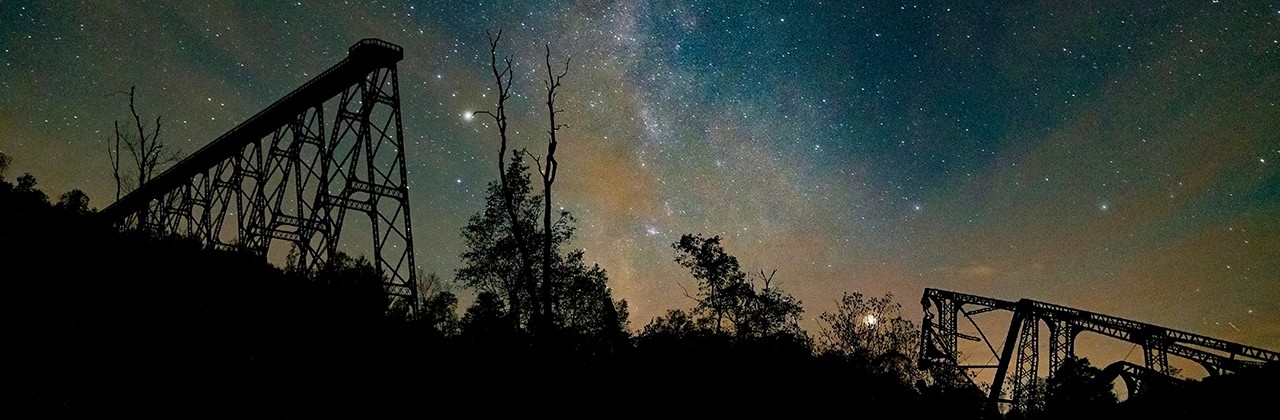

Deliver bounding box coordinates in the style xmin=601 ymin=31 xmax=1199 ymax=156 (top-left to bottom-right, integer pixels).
xmin=99 ymin=38 xmax=419 ymax=310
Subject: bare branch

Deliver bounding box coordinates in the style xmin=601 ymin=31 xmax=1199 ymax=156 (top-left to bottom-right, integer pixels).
xmin=522 ymin=149 xmax=546 ymax=177
xmin=109 ymin=121 xmax=123 ymax=200
xmin=152 ymin=115 xmax=162 ymax=150
xmin=107 ymin=85 xmax=178 ymax=200
xmin=675 ymin=281 xmax=707 ymax=306
xmin=755 ymin=269 xmax=778 ymax=290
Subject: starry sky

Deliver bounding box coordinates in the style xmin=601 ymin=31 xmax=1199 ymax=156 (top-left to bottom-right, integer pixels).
xmin=3 ymin=1 xmax=1279 ymax=365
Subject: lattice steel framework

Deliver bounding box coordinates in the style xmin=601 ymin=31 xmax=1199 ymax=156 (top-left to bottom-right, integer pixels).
xmin=1012 ymin=314 xmax=1040 ymax=414
xmin=920 ymin=288 xmax=1280 ymax=417
xmin=99 ymin=38 xmax=418 ymax=312
xmin=1046 ymin=319 xmax=1077 ymax=381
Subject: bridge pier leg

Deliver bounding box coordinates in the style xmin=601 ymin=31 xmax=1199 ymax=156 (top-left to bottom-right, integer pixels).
xmin=1047 ymin=320 xmax=1078 ymax=382
xmin=1013 ymin=316 xmax=1040 ymax=413
xmin=315 ymin=64 xmax=418 ymax=314
xmin=1144 ymin=336 xmax=1170 ymax=375
xmin=988 ymin=300 xmax=1030 ymax=417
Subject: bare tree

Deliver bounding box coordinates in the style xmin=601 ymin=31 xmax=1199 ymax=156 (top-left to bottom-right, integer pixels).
xmin=474 ymin=30 xmax=539 ymax=331
xmin=534 ymin=44 xmax=570 ymax=326
xmin=106 ymin=86 xmax=179 ymax=201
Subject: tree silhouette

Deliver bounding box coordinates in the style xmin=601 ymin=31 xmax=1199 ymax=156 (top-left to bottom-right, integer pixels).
xmin=314 ymin=252 xmax=392 ymax=321
xmin=457 ymin=152 xmax=627 ymax=341
xmin=533 ymin=43 xmax=571 ymax=334
xmin=457 ymin=153 xmax=543 ymax=326
xmin=639 ymin=308 xmax=699 ymax=341
xmin=1039 ymin=356 xmax=1116 ymax=419
xmin=818 ymin=291 xmax=920 ymax=383
xmin=672 ymin=233 xmax=746 ymax=334
xmin=14 ymin=173 xmax=48 ymax=204
xmin=461 ymin=291 xmax=510 ymax=338
xmin=415 ymin=272 xmax=460 ymax=336
xmin=473 ymin=32 xmax=588 ymax=335
xmin=106 ymin=86 xmax=180 ymax=201
xmin=737 ymin=269 xmax=805 ymax=339
xmin=670 ymin=233 xmax=804 ymax=340
xmin=55 ymin=189 xmax=92 ymax=215
xmin=473 ymin=30 xmax=540 ymax=331
xmin=0 ymin=150 xmax=10 ymax=181
xmin=552 ymin=248 xmax=631 ymax=349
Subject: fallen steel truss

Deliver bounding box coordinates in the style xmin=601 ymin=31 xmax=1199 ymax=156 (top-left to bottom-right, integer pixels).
xmin=919 ymin=288 xmax=1280 ymax=415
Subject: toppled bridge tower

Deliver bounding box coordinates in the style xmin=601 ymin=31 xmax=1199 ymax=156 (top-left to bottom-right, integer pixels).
xmin=919 ymin=288 xmax=1280 ymax=415
xmin=99 ymin=38 xmax=418 ymax=309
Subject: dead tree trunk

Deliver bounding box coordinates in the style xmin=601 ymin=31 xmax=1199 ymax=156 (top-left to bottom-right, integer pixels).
xmin=475 ymin=30 xmax=540 ymax=331
xmin=107 ymin=86 xmax=178 ymax=224
xmin=538 ymin=44 xmax=570 ymax=330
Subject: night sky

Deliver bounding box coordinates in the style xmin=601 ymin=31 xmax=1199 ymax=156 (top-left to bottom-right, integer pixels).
xmin=3 ymin=1 xmax=1279 ymax=364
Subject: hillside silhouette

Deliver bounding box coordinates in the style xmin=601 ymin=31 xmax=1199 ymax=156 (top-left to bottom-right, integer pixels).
xmin=3 ymin=162 xmax=1279 ymax=418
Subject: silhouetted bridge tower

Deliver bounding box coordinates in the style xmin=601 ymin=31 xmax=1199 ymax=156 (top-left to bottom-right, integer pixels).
xmin=919 ymin=288 xmax=1280 ymax=416
xmin=99 ymin=38 xmax=418 ymax=310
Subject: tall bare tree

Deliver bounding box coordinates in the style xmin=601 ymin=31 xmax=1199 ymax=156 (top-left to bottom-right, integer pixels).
xmin=106 ymin=86 xmax=179 ymax=201
xmin=474 ymin=30 xmax=540 ymax=330
xmin=534 ymin=44 xmax=570 ymax=327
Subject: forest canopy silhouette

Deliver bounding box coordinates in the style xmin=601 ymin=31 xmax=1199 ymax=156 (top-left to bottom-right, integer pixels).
xmin=4 ymin=148 xmax=1279 ymax=419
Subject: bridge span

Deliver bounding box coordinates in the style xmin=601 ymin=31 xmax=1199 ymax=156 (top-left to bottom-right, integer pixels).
xmin=100 ymin=38 xmax=419 ymax=310
xmin=919 ymin=288 xmax=1280 ymax=415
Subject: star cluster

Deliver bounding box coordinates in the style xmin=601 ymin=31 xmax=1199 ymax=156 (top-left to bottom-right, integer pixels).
xmin=2 ymin=1 xmax=1279 ymax=355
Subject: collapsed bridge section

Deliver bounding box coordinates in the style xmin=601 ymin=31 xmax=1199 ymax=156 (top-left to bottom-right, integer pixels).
xmin=919 ymin=288 xmax=1279 ymax=415
xmin=99 ymin=38 xmax=418 ymax=310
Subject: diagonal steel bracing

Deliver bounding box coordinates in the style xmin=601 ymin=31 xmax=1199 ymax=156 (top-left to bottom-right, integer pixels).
xmin=99 ymin=38 xmax=418 ymax=313
xmin=919 ymin=288 xmax=1280 ymax=416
